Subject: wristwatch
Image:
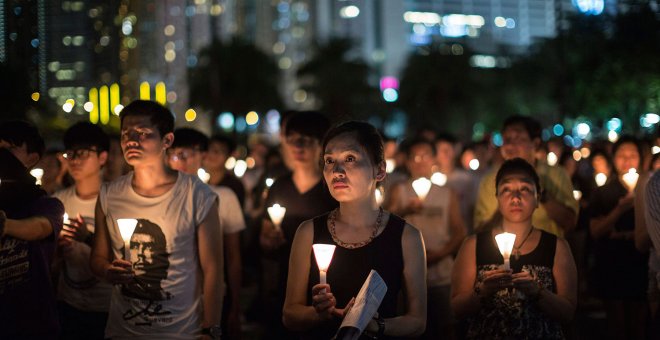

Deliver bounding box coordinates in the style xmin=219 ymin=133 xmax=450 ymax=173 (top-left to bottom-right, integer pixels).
xmin=201 ymin=325 xmax=222 ymax=339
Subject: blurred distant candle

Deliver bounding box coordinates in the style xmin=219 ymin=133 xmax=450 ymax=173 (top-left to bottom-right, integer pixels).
xmin=546 ymin=152 xmax=558 ymax=166
xmin=573 ymin=190 xmax=582 ymax=201
xmin=622 ymin=168 xmax=639 ymax=191
xmin=595 ymin=173 xmax=607 ymax=187
xmin=431 ymin=172 xmax=448 ymax=186
xmin=385 ymin=159 xmax=395 ymax=174
xmin=197 ymin=168 xmax=210 ymax=184
xmin=375 ymin=188 xmax=384 ymax=206
xmin=63 ymin=213 xmax=70 ymax=225
xmin=267 ymin=204 xmax=286 ymax=230
xmin=117 ymin=219 xmax=138 ymax=261
xmin=412 ymin=177 xmax=432 ymax=201
xmin=312 ymin=244 xmax=336 ymax=293
xmin=234 ymin=160 xmax=247 ymax=178
xmin=495 ymin=232 xmax=516 ymax=270
xmin=265 ymin=178 xmax=274 ymax=187
xmin=30 ymin=168 xmax=44 ymax=185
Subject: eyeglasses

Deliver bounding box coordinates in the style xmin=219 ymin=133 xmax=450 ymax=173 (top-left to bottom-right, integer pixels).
xmin=168 ymin=149 xmax=200 ymax=162
xmin=63 ymin=148 xmax=98 ymax=160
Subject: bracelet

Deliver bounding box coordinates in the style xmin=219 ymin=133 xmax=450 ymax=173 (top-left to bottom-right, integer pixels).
xmin=0 ymin=210 xmax=6 ymax=237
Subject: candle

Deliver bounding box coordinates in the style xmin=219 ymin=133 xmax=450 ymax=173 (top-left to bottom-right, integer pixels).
xmin=30 ymin=168 xmax=44 ymax=185
xmin=312 ymin=244 xmax=336 ymax=293
xmin=546 ymin=152 xmax=558 ymax=166
xmin=595 ymin=173 xmax=607 ymax=187
xmin=197 ymin=168 xmax=211 ymax=184
xmin=375 ymin=188 xmax=384 ymax=206
xmin=495 ymin=232 xmax=516 ymax=270
xmin=573 ymin=190 xmax=582 ymax=201
xmin=117 ymin=219 xmax=138 ymax=261
xmin=622 ymin=168 xmax=639 ymax=191
xmin=267 ymin=204 xmax=286 ymax=230
xmin=265 ymin=178 xmax=274 ymax=187
xmin=63 ymin=213 xmax=70 ymax=225
xmin=430 ymin=172 xmax=448 ymax=186
xmin=385 ymin=159 xmax=395 ymax=174
xmin=234 ymin=160 xmax=247 ymax=178
xmin=412 ymin=177 xmax=432 ymax=201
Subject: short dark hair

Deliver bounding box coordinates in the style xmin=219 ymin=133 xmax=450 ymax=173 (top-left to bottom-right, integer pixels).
xmin=503 ymin=115 xmax=542 ymax=141
xmin=209 ymin=134 xmax=237 ymax=154
xmin=495 ymin=158 xmax=541 ymax=195
xmin=0 ymin=120 xmax=45 ymax=158
xmin=612 ymin=135 xmax=643 ymax=170
xmin=285 ymin=111 xmax=330 ymax=141
xmin=402 ymin=138 xmax=436 ymax=157
xmin=171 ymin=128 xmax=209 ymax=151
xmin=63 ymin=122 xmax=110 ymax=152
xmin=435 ymin=132 xmax=458 ymax=145
xmin=120 ymin=100 xmax=174 ymax=137
xmin=322 ymin=121 xmax=384 ymax=167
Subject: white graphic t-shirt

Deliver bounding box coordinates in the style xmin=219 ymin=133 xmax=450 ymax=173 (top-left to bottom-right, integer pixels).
xmin=212 ymin=186 xmax=246 ymax=235
xmin=53 ymin=186 xmax=112 ymax=312
xmin=100 ymin=172 xmax=217 ymax=339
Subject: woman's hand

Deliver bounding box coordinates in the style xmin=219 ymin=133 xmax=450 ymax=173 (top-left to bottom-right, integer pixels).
xmin=512 ymin=270 xmax=541 ymax=297
xmin=61 ymin=214 xmax=90 ymax=243
xmin=311 ymin=284 xmax=355 ymax=320
xmin=479 ymin=269 xmax=513 ymax=297
xmin=260 ymin=223 xmax=286 ymax=251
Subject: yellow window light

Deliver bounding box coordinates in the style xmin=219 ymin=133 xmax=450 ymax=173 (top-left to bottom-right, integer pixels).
xmin=155 ymin=82 xmax=166 ymax=105
xmin=89 ymin=88 xmax=99 ymax=124
xmin=100 ymin=85 xmax=110 ymax=124
xmin=139 ymin=81 xmax=150 ymax=100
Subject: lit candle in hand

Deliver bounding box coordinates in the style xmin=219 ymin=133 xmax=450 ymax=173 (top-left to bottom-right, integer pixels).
xmin=117 ymin=219 xmax=138 ymax=262
xmin=375 ymin=188 xmax=384 ymax=206
xmin=312 ymin=244 xmax=336 ymax=294
xmin=63 ymin=213 xmax=70 ymax=225
xmin=495 ymin=232 xmax=516 ymax=270
xmin=412 ymin=177 xmax=432 ymax=201
xmin=595 ymin=173 xmax=607 ymax=187
xmin=431 ymin=172 xmax=447 ymax=186
xmin=622 ymin=168 xmax=639 ymax=191
xmin=267 ymin=204 xmax=286 ymax=230
xmin=197 ymin=168 xmax=211 ymax=184
xmin=573 ymin=190 xmax=582 ymax=201
xmin=30 ymin=168 xmax=44 ymax=185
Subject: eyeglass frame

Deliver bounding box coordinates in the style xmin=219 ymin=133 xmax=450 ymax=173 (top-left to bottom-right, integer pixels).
xmin=63 ymin=147 xmax=99 ymax=161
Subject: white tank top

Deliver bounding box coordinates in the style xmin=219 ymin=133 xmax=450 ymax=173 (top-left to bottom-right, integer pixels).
xmin=100 ymin=172 xmax=217 ymax=339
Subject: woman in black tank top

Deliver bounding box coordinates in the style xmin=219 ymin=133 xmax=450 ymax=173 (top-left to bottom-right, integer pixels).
xmin=451 ymin=158 xmax=577 ymax=339
xmin=283 ymin=122 xmax=427 ymax=339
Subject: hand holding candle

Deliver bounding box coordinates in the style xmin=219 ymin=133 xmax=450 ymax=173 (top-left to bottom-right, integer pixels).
xmin=495 ymin=232 xmax=516 ymax=270
xmin=313 ymin=244 xmax=336 ymax=294
xmin=63 ymin=213 xmax=70 ymax=225
xmin=30 ymin=168 xmax=44 ymax=185
xmin=267 ymin=204 xmax=286 ymax=230
xmin=117 ymin=219 xmax=138 ymax=262
xmin=197 ymin=168 xmax=211 ymax=184
xmin=412 ymin=177 xmax=432 ymax=201
xmin=622 ymin=168 xmax=639 ymax=191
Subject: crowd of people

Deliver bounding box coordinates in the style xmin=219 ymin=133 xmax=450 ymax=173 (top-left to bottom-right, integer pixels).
xmin=1 ymin=100 xmax=659 ymax=339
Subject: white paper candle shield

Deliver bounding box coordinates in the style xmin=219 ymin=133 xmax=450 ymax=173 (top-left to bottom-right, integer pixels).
xmin=573 ymin=190 xmax=582 ymax=201
xmin=495 ymin=232 xmax=516 ymax=270
xmin=234 ymin=160 xmax=248 ymax=178
xmin=63 ymin=213 xmax=70 ymax=225
xmin=385 ymin=159 xmax=395 ymax=174
xmin=313 ymin=244 xmax=336 ymax=293
xmin=595 ymin=173 xmax=607 ymax=187
xmin=431 ymin=172 xmax=448 ymax=186
xmin=117 ymin=219 xmax=138 ymax=261
xmin=546 ymin=152 xmax=558 ymax=166
xmin=267 ymin=204 xmax=286 ymax=230
xmin=412 ymin=177 xmax=432 ymax=201
xmin=622 ymin=168 xmax=639 ymax=191
xmin=197 ymin=168 xmax=211 ymax=184
xmin=375 ymin=188 xmax=384 ymax=206
xmin=30 ymin=168 xmax=44 ymax=185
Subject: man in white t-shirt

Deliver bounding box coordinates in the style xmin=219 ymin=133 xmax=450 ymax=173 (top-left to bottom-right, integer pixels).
xmin=90 ymin=100 xmax=224 ymax=339
xmin=53 ymin=122 xmax=113 ymax=338
xmin=168 ymin=127 xmax=246 ymax=340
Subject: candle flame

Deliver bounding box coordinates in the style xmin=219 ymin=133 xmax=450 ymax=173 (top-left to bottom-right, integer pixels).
xmin=495 ymin=232 xmax=516 ymax=260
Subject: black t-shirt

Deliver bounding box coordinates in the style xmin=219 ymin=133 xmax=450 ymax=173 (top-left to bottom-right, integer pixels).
xmin=216 ymin=173 xmax=246 ymax=208
xmin=264 ymin=172 xmax=338 ymax=289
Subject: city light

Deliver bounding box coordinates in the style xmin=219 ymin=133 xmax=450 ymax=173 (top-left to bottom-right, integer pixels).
xmin=100 ymin=85 xmax=109 ymax=124
xmin=470 ymin=55 xmax=496 ymax=68
xmin=494 ymin=16 xmax=506 ymax=27
xmin=469 ymin=159 xmax=480 ymax=170
xmin=140 ymin=82 xmax=150 ymax=100
xmin=383 ymin=88 xmax=398 ymax=102
xmin=574 ymin=0 xmax=605 ymax=15
xmin=576 ymin=122 xmax=590 ymax=139
xmin=293 ymin=90 xmax=307 ymax=103
xmin=640 ymin=113 xmax=659 ymax=128
xmin=403 ymin=11 xmax=441 ymax=25
xmin=339 ymin=5 xmax=360 ymax=19
xmin=185 ymin=109 xmax=197 ymax=122
xmin=83 ymin=101 xmax=93 ymax=112
xmin=608 ymin=130 xmax=619 ymax=143
xmin=155 ymin=82 xmax=167 ymax=105
xmin=547 ymin=152 xmax=558 ymax=166
xmin=89 ymin=88 xmax=99 ymax=124
xmin=580 ymin=147 xmax=591 ymax=158
xmin=31 ymin=92 xmax=40 ymax=101
xmin=110 ymin=83 xmax=120 ymax=115
xmin=62 ymin=102 xmax=73 ymax=113
xmin=553 ymin=124 xmax=565 ymax=136
xmin=246 ymin=111 xmax=259 ymax=125
xmin=218 ymin=112 xmax=234 ymax=130
xmin=607 ymin=117 xmax=622 ymax=131
xmin=572 ymin=150 xmax=582 ymax=161
xmin=380 ymin=77 xmax=399 ymax=91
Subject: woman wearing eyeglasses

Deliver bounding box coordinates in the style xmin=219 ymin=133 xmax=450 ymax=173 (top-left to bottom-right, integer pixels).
xmin=451 ymin=158 xmax=577 ymax=339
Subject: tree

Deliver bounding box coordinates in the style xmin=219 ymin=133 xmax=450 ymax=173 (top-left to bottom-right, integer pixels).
xmin=296 ymin=38 xmax=385 ymax=122
xmin=188 ymin=38 xmax=282 ymax=122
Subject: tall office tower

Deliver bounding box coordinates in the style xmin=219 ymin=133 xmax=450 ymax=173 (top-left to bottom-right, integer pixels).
xmin=1 ymin=0 xmax=44 ymax=93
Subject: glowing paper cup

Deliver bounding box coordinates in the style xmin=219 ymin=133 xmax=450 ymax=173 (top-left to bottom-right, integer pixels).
xmin=63 ymin=213 xmax=71 ymax=225
xmin=313 ymin=244 xmax=336 ymax=293
xmin=595 ymin=173 xmax=607 ymax=187
xmin=117 ymin=219 xmax=138 ymax=261
xmin=495 ymin=232 xmax=516 ymax=270
xmin=375 ymin=188 xmax=384 ymax=206
xmin=431 ymin=172 xmax=448 ymax=186
xmin=622 ymin=168 xmax=639 ymax=191
xmin=385 ymin=159 xmax=395 ymax=174
xmin=573 ymin=190 xmax=582 ymax=201
xmin=30 ymin=168 xmax=44 ymax=185
xmin=197 ymin=168 xmax=211 ymax=184
xmin=412 ymin=177 xmax=432 ymax=201
xmin=267 ymin=204 xmax=286 ymax=230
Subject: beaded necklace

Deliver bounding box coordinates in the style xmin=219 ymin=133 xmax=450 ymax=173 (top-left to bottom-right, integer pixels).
xmin=329 ymin=207 xmax=384 ymax=249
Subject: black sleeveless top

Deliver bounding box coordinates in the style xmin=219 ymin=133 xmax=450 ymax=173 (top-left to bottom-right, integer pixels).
xmin=302 ymin=212 xmax=406 ymax=340
xmin=467 ymin=229 xmax=564 ymax=340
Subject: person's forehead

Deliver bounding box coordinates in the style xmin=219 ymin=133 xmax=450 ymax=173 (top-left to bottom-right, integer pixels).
xmin=503 ymin=124 xmax=529 ymax=136
xmin=498 ymin=172 xmax=535 ymax=184
xmin=122 ymin=115 xmax=155 ymax=129
xmin=324 ymin=136 xmax=362 ymax=154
